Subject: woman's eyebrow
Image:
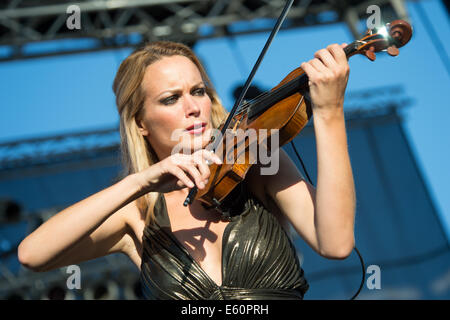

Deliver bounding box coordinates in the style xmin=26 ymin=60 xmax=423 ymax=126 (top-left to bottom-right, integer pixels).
xmin=156 ymin=88 xmax=181 ymax=99
xmin=192 ymin=81 xmax=206 ymax=87
xmin=156 ymin=81 xmax=205 ymax=98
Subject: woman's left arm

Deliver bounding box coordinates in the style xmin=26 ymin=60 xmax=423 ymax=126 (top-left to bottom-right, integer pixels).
xmin=257 ymin=43 xmax=356 ymax=259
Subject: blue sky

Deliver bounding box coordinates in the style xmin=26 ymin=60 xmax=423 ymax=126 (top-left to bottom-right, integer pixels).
xmin=0 ymin=1 xmax=449 ymax=238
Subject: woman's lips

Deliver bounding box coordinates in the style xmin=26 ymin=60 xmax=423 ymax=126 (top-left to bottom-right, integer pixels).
xmin=185 ymin=123 xmax=206 ymax=134
xmin=186 ymin=126 xmax=206 ymax=134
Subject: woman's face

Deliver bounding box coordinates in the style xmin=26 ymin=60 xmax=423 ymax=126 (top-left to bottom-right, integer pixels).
xmin=138 ymin=55 xmax=213 ymax=160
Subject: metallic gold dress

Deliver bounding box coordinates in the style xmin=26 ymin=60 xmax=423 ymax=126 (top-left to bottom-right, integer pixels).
xmin=139 ymin=182 xmax=309 ymax=300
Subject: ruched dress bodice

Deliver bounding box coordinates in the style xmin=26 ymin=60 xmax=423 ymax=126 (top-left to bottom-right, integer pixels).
xmin=139 ymin=182 xmax=309 ymax=300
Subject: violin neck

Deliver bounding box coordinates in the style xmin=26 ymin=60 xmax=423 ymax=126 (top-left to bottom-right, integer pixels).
xmin=244 ymin=41 xmax=359 ymax=120
xmin=344 ymin=41 xmax=360 ymax=57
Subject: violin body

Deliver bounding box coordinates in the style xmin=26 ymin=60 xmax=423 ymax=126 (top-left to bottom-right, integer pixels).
xmin=197 ymin=67 xmax=313 ymax=210
xmin=190 ymin=20 xmax=412 ymax=211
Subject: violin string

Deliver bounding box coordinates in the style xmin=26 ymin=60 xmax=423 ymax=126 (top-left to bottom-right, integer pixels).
xmin=233 ymin=72 xmax=307 ymax=118
xmin=232 ymin=88 xmax=284 ymax=121
xmin=234 ymin=79 xmax=294 ymax=116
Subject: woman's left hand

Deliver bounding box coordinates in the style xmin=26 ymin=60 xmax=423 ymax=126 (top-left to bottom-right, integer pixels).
xmin=301 ymin=43 xmax=349 ymax=118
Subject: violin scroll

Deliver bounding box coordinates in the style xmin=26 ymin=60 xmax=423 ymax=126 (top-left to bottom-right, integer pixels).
xmin=388 ymin=20 xmax=413 ymax=47
xmin=349 ymin=19 xmax=412 ymax=61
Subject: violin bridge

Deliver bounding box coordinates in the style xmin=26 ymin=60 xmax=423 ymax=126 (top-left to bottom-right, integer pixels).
xmin=231 ymin=119 xmax=240 ymax=134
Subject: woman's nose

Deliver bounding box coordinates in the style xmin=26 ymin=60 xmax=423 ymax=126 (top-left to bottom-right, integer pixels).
xmin=183 ymin=94 xmax=201 ymax=117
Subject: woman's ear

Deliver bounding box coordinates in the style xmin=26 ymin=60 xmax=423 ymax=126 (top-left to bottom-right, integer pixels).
xmin=135 ymin=118 xmax=149 ymax=137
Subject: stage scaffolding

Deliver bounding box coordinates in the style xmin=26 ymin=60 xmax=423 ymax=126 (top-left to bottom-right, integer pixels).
xmin=0 ymin=0 xmax=411 ymax=61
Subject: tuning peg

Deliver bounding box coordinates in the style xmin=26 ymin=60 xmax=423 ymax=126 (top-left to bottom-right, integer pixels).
xmin=364 ymin=46 xmax=376 ymax=61
xmin=387 ymin=45 xmax=399 ymax=56
xmin=364 ymin=28 xmax=374 ymax=36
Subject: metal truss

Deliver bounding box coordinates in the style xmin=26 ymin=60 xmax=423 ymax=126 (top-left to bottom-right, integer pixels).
xmin=0 ymin=127 xmax=121 ymax=179
xmin=0 ymin=0 xmax=411 ymax=62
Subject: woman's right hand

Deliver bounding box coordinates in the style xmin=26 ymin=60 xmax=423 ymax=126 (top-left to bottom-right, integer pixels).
xmin=135 ymin=149 xmax=223 ymax=194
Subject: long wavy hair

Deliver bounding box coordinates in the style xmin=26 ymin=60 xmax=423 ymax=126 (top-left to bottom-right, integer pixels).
xmin=112 ymin=41 xmax=228 ymax=225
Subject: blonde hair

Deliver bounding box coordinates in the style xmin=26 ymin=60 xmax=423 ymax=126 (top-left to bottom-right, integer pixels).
xmin=112 ymin=41 xmax=228 ymax=225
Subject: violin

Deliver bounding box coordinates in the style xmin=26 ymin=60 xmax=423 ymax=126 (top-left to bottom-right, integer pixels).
xmin=184 ymin=19 xmax=412 ymax=213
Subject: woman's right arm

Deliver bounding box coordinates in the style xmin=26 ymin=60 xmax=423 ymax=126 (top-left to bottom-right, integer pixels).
xmin=17 ymin=173 xmax=143 ymax=272
xmin=17 ymin=149 xmax=222 ymax=272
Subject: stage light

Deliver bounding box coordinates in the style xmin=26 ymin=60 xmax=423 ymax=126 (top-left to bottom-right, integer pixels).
xmin=41 ymin=284 xmax=77 ymax=300
xmin=123 ymin=278 xmax=144 ymax=300
xmin=0 ymin=199 xmax=22 ymax=224
xmin=83 ymin=280 xmax=120 ymax=300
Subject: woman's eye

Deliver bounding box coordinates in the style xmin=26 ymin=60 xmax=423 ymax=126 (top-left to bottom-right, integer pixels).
xmin=161 ymin=95 xmax=178 ymax=105
xmin=193 ymin=87 xmax=206 ymax=96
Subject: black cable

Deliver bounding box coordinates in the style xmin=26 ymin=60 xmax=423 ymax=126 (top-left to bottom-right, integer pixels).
xmin=290 ymin=140 xmax=313 ymax=184
xmin=290 ymin=141 xmax=365 ymax=300
xmin=350 ymin=246 xmax=365 ymax=300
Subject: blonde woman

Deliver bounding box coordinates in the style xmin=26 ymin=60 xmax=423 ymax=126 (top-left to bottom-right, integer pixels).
xmin=18 ymin=41 xmax=355 ymax=300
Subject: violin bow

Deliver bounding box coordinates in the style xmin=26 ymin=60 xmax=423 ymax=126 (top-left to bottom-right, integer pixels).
xmin=183 ymin=0 xmax=295 ymax=206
